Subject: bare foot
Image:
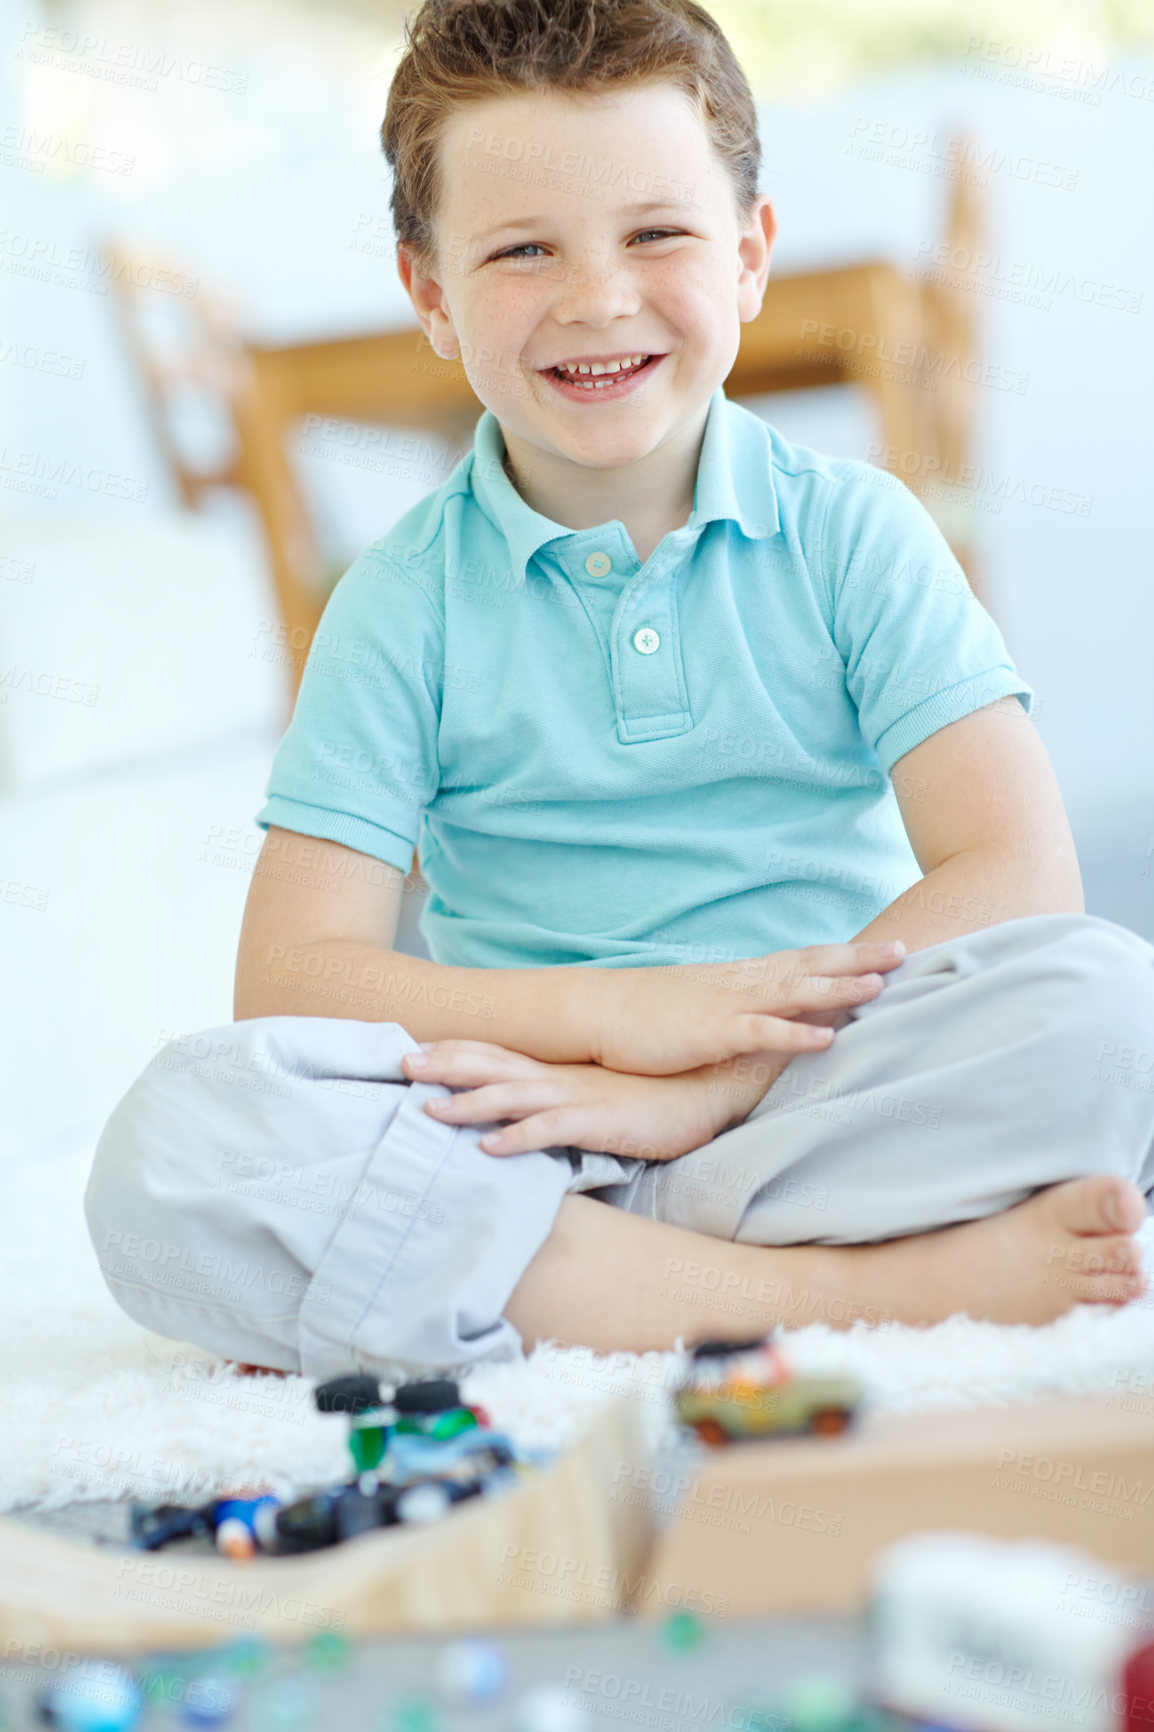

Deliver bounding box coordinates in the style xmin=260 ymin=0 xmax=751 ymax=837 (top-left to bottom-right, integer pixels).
xmin=502 ymin=1183 xmax=1147 ymax=1357
xmin=839 ymin=1175 xmax=1148 ymax=1328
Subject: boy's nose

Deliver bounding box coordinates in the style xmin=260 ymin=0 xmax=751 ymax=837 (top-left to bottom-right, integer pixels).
xmin=552 ymin=257 xmax=642 ymax=327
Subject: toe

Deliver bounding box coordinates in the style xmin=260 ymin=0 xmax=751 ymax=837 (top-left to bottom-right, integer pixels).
xmin=1072 ymin=1268 xmax=1147 ymax=1307
xmin=1047 ymin=1174 xmax=1147 ymax=1237
xmin=1071 ymin=1233 xmax=1144 ymax=1278
xmin=1097 ymin=1176 xmax=1147 ymax=1233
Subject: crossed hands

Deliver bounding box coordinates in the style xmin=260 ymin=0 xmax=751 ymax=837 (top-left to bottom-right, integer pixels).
xmin=400 ymin=939 xmax=906 ymax=1164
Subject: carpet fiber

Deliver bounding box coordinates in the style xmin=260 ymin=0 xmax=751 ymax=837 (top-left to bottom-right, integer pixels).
xmin=5 ymin=1131 xmax=1153 ymax=1513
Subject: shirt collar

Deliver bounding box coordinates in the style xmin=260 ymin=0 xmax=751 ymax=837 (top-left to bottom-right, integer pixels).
xmin=469 ymin=386 xmax=780 ymax=582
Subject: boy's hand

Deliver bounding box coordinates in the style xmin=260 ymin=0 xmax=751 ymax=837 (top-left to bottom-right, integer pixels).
xmin=402 ymin=1041 xmax=740 ymax=1162
xmin=587 ymin=940 xmax=906 ymax=1075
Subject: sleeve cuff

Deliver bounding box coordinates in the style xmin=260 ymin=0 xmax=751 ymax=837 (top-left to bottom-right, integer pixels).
xmin=255 ymin=796 xmax=418 ymax=874
xmin=873 ymin=672 xmax=1035 ymax=777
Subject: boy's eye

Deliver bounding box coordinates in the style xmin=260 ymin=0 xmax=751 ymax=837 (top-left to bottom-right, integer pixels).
xmin=630 ymin=228 xmax=683 ymax=244
xmin=488 ymin=230 xmax=682 ymax=259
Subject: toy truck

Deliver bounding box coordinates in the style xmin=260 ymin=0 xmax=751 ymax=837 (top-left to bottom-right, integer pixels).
xmin=672 ymin=1336 xmax=861 ymax=1446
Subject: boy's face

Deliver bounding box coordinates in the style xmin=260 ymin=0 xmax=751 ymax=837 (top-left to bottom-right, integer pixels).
xmin=399 ymin=83 xmax=775 ymax=476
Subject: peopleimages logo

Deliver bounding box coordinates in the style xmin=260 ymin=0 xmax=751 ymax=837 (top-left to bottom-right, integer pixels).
xmin=99 ymin=1231 xmax=327 ymax=1306
xmin=611 ymin=1459 xmax=844 ymax=1537
xmin=865 ymin=444 xmax=1092 ymax=517
xmin=846 ymin=120 xmax=1079 ymax=191
xmin=992 ymin=1449 xmax=1153 ymax=1522
xmin=495 ymin=1544 xmax=729 ymax=1619
xmin=15 ymin=23 xmax=248 ymax=95
xmin=911 ymin=239 xmax=1142 ymax=315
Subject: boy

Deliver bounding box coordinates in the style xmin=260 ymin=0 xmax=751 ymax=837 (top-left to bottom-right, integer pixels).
xmin=87 ymin=0 xmax=1154 ymax=1376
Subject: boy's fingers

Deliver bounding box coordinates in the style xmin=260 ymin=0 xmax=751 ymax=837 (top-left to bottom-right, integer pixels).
xmin=777 ymin=972 xmax=885 ymax=1011
xmin=405 ymin=1044 xmax=541 ymax=1085
xmin=805 ymin=940 xmax=906 ymax=970
xmin=730 ymin=1014 xmax=837 ymax=1057
xmin=481 ymin=1106 xmax=582 ymax=1156
xmin=404 ymin=1039 xmax=508 ymax=1066
xmin=759 ymin=941 xmax=905 ymax=985
xmin=424 ymin=1080 xmax=558 ymax=1123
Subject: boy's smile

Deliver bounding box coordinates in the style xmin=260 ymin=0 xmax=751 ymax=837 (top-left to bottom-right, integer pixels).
xmin=541 ymin=351 xmax=662 ymax=399
xmin=399 ymin=83 xmax=775 ymax=549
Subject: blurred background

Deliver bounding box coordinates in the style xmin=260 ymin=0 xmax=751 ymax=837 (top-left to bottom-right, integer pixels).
xmin=2 ymin=0 xmax=1152 ymax=1162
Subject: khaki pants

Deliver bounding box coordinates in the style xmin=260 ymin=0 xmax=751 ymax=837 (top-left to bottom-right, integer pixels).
xmin=85 ymin=914 xmax=1154 ymax=1379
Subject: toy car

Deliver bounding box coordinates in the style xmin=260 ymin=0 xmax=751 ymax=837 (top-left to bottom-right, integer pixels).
xmin=673 ymin=1336 xmax=861 ymax=1445
xmin=378 ymin=1425 xmax=517 ymax=1486
xmin=314 ymin=1374 xmax=492 ymax=1474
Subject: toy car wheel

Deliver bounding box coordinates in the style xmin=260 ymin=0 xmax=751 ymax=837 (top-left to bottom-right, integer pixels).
xmin=694 ymin=1418 xmax=729 ymax=1448
xmin=810 ymin=1407 xmax=850 ymax=1436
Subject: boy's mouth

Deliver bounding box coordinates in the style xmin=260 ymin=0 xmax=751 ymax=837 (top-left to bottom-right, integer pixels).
xmin=539 ymin=352 xmax=662 ymax=398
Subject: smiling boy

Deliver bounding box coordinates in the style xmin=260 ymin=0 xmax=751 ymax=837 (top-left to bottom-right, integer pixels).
xmin=87 ymin=0 xmax=1154 ymax=1376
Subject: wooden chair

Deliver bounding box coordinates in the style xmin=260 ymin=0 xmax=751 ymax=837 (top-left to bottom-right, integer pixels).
xmin=105 ymin=172 xmax=984 ymax=713
xmin=103 ymin=244 xmax=249 ymax=511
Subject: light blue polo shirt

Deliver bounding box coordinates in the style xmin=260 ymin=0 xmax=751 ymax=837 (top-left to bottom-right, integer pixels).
xmin=255 ymin=388 xmax=1033 ymax=970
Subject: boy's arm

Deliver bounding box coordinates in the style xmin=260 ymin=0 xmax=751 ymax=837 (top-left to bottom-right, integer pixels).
xmin=848 ymin=697 xmax=1083 ymax=952
xmin=634 ymin=697 xmax=1086 ymax=1128
xmin=233 ymin=826 xmax=605 ymax=1060
xmin=234 ymin=826 xmax=902 ymax=1072
xmin=694 ymin=698 xmax=1088 ymax=1119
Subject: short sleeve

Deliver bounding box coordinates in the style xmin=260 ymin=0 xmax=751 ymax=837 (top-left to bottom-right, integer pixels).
xmin=819 ymin=465 xmax=1034 ymax=776
xmin=254 ymin=545 xmax=444 ymax=872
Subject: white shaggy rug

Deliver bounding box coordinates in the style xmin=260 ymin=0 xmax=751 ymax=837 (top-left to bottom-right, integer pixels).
xmin=4 ymin=1129 xmax=1153 ymax=1513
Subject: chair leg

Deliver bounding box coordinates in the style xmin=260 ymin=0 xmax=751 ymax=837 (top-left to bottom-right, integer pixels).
xmin=232 ymin=352 xmax=327 ymax=715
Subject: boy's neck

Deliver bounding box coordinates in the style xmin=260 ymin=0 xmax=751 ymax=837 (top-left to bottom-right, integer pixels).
xmin=498 ymin=403 xmax=710 ymax=567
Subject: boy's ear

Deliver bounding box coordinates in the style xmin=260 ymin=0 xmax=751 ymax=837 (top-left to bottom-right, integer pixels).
xmin=396 ymin=244 xmax=461 ymax=360
xmin=736 ymin=195 xmax=777 ymax=323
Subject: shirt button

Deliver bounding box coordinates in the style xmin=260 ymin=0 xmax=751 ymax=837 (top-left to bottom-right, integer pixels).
xmin=632 ymin=626 xmax=661 ymax=655
xmin=584 ymin=551 xmax=612 ymax=577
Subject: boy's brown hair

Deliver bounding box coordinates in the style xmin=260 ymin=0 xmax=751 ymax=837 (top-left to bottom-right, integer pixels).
xmin=381 ymin=0 xmax=760 ymax=268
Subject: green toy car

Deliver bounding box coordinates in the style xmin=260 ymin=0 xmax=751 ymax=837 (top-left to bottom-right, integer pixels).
xmin=673 ymin=1336 xmax=861 ymax=1446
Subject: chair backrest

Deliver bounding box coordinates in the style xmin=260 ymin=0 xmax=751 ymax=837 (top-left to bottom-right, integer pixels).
xmin=915 ymin=169 xmax=985 ymax=563
xmin=103 ymin=244 xmax=247 ymax=509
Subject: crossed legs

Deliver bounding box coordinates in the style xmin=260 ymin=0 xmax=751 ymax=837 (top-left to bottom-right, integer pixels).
xmin=504 ymin=1176 xmax=1148 ymax=1354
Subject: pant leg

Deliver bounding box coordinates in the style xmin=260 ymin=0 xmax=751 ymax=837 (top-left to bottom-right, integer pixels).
xmin=86 ymin=914 xmax=1154 ymax=1376
xmin=594 ymin=913 xmax=1154 ymax=1246
xmin=84 ymin=1015 xmax=640 ymax=1380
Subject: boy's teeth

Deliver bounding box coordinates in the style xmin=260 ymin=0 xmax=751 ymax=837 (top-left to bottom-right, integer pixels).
xmin=555 ymin=353 xmax=649 ymax=387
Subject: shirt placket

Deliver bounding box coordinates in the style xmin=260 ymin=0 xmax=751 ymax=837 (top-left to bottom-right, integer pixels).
xmin=552 ymin=525 xmax=695 ymax=745
xmin=609 ymin=538 xmax=694 ymax=745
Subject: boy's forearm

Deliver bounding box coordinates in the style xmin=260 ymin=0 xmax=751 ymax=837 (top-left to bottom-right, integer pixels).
xmin=698 ymin=849 xmax=1074 ymax=1126
xmin=849 ymin=846 xmax=1083 ymax=954
xmin=235 ymin=935 xmax=609 ymax=1063
xmin=696 ymin=848 xmax=1084 ymax=1123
